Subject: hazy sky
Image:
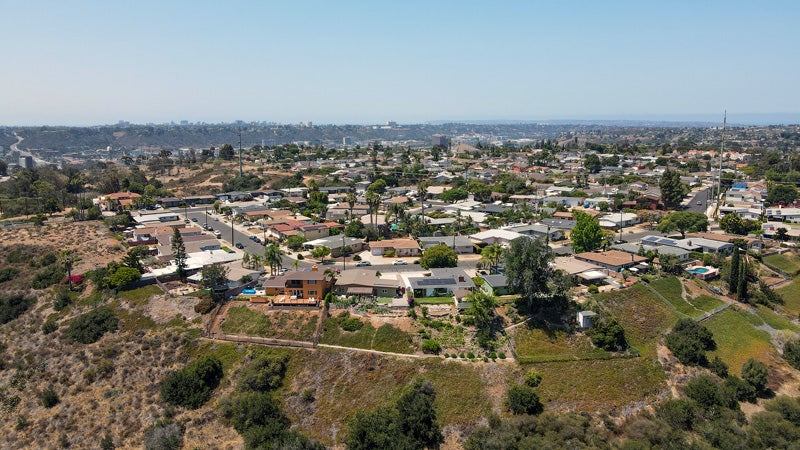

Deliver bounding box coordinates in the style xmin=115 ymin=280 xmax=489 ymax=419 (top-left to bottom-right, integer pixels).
xmin=2 ymin=1 xmax=799 ymax=126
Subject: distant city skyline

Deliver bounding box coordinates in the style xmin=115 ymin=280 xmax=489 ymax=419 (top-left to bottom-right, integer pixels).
xmin=2 ymin=1 xmax=799 ymax=126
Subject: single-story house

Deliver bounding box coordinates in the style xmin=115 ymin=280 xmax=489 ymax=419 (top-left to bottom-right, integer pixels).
xmin=333 ymin=270 xmax=402 ymax=298
xmin=503 ymin=224 xmax=563 ymax=241
xmin=574 ymin=250 xmax=648 ymax=272
xmin=480 ymin=274 xmax=509 ymax=296
xmin=470 ymin=229 xmax=527 ymax=246
xmin=304 ymin=235 xmax=366 ymax=257
xmin=369 ymin=238 xmax=421 ymax=257
xmin=407 ymin=268 xmax=475 ymax=298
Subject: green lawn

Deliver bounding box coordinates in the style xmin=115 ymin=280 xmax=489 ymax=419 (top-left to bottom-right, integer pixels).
xmin=777 ymin=281 xmax=800 ymax=316
xmin=512 ymin=325 xmax=611 ymax=363
xmin=704 ymin=308 xmax=773 ymax=374
xmin=415 ymin=296 xmax=454 ymax=305
xmin=764 ymin=252 xmax=800 ymax=275
xmin=593 ymin=283 xmax=679 ymax=358
xmin=649 ymin=276 xmax=723 ymax=319
xmin=221 ymin=306 xmax=318 ymax=341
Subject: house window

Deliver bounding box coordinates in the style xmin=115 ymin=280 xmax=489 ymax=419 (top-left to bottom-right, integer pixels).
xmin=308 ymin=290 xmax=318 ymax=296
xmin=307 ymin=280 xmax=317 ymax=285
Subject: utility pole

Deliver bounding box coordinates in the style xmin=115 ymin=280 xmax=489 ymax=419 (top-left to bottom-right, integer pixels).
xmin=238 ymin=127 xmax=243 ymax=178
xmin=342 ymin=232 xmax=346 ymax=272
xmin=231 ymin=216 xmax=235 ymax=248
xmin=715 ymin=111 xmax=726 ymax=217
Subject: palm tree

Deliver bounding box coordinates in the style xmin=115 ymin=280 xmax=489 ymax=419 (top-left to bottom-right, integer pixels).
xmin=385 ymin=203 xmax=407 ymax=228
xmin=264 ymin=243 xmax=284 ymax=276
xmin=59 ymin=250 xmax=80 ymax=290
xmin=481 ymin=243 xmax=505 ymax=270
xmin=365 ymin=192 xmax=380 ymax=229
xmin=346 ymin=192 xmax=357 ymax=222
xmin=292 ymin=259 xmax=300 ymax=272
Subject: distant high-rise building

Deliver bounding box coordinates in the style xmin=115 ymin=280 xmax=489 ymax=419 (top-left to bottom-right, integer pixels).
xmin=19 ymin=156 xmax=34 ymax=169
xmin=180 ymin=120 xmax=189 ymax=126
xmin=343 ymin=137 xmax=353 ymax=146
xmin=386 ymin=121 xmax=397 ymax=127
xmin=432 ymin=135 xmax=448 ymax=147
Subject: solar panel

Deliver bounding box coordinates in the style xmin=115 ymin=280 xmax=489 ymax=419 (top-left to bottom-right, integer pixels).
xmin=416 ymin=278 xmax=456 ymax=286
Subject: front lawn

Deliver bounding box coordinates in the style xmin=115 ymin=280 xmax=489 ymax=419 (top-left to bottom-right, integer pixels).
xmin=414 ymin=296 xmax=454 ymax=305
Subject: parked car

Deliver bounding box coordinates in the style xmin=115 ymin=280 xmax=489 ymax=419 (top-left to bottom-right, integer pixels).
xmin=392 ymin=259 xmax=408 ymax=265
xmin=213 ymin=230 xmax=222 ymax=238
xmin=355 ymin=260 xmax=372 ymax=267
xmin=235 ymin=242 xmax=244 ymax=249
xmin=184 ymin=219 xmax=190 ymax=224
xmin=191 ymin=217 xmax=198 ymax=222
xmin=278 ymin=268 xmax=290 ymax=275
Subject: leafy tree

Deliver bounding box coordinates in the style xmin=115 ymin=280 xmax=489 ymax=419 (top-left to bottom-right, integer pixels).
xmin=67 ymin=306 xmax=118 ymax=344
xmin=506 ymin=384 xmax=543 ymax=415
xmin=201 ymin=263 xmax=230 ymax=289
xmin=659 ymin=253 xmax=683 ymax=275
xmin=505 ymin=237 xmax=568 ymax=313
xmin=571 ymin=211 xmax=603 ymax=253
xmin=736 ymin=259 xmax=748 ymax=302
xmin=464 ymin=291 xmax=498 ymax=349
xmin=311 ymin=246 xmax=331 ymax=263
xmin=122 ymin=246 xmax=149 ymax=273
xmin=775 ymin=227 xmax=790 ymax=241
xmin=657 ymin=211 xmax=709 ymax=238
xmin=172 ymin=227 xmax=187 ymax=280
xmin=58 ymin=250 xmax=80 ymax=291
xmin=741 ymin=358 xmax=768 ymax=394
xmin=107 ymin=266 xmax=141 ymax=289
xmin=218 ymin=143 xmax=236 ymax=160
xmin=764 ymin=396 xmax=800 ymax=426
xmin=263 ymin=243 xmax=284 ymax=275
xmin=664 ymin=318 xmax=715 ymax=366
xmin=684 ymin=375 xmax=725 ymax=409
xmin=656 ymin=398 xmax=698 ymax=431
xmin=345 ymin=219 xmax=365 ymax=238
xmin=238 ymin=354 xmax=288 ymax=393
xmin=587 ymin=317 xmax=627 ymax=351
xmin=765 ymin=183 xmax=798 ymax=206
xmin=419 ymin=244 xmax=458 ymax=269
xmin=286 ymin=235 xmax=306 ymax=251
xmin=439 ymin=186 xmax=469 ymax=203
xmin=659 ymin=167 xmax=688 ymax=208
xmin=421 ymin=340 xmax=441 ymax=354
xmin=583 ymin=153 xmax=602 ymax=173
xmin=524 ymin=371 xmax=543 ymax=388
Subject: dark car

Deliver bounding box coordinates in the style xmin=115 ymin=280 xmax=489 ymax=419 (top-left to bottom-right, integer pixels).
xmin=235 ymin=242 xmax=244 ymax=249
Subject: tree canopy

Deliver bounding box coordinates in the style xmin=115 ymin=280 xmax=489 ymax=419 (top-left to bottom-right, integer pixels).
xmin=504 ymin=237 xmax=568 ymax=313
xmin=571 ymin=211 xmax=603 ymax=253
xmin=766 ymin=183 xmax=798 ymax=206
xmin=419 ymin=244 xmax=458 ymax=269
xmin=659 ymin=168 xmax=688 ymax=208
xmin=657 ymin=211 xmax=709 ymax=238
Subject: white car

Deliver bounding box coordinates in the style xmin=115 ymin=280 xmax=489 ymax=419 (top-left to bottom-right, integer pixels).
xmin=355 ymin=260 xmax=372 ymax=267
xmin=392 ymin=259 xmax=408 ymax=266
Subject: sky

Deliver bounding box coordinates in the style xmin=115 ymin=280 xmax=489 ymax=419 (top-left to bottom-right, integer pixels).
xmin=2 ymin=0 xmax=799 ymax=126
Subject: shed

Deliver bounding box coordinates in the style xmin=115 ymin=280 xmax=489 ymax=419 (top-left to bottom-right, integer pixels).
xmin=577 ymin=311 xmax=598 ymax=329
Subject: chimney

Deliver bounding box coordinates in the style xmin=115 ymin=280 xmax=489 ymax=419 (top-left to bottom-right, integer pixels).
xmin=311 ymin=265 xmax=318 ymax=272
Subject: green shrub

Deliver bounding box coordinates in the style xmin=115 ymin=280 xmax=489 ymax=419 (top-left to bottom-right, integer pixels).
xmin=467 ymin=351 xmax=475 ymax=359
xmin=741 ymin=358 xmax=768 ymax=394
xmin=587 ymin=317 xmax=627 ymax=351
xmin=0 ymin=294 xmax=35 ymax=324
xmin=499 ymin=352 xmax=506 ymax=359
xmin=238 ymin=354 xmax=288 ymax=393
xmin=587 ymin=284 xmax=599 ymax=294
xmin=54 ymin=289 xmax=72 ymax=311
xmin=42 ymin=319 xmax=58 ymax=335
xmin=506 ymin=384 xmax=543 ymax=415
xmin=421 ymin=340 xmax=441 ymax=354
xmin=160 ymin=356 xmax=223 ymax=409
xmin=352 ymin=255 xmax=362 ymax=261
xmin=0 ymin=267 xmax=20 ymax=283
xmin=784 ymin=338 xmax=800 ymax=371
xmin=664 ymin=318 xmax=715 ymax=366
xmin=31 ymin=264 xmax=65 ymax=289
xmin=341 ymin=317 xmax=364 ymax=332
xmin=524 ymin=371 xmax=543 ymax=388
xmin=67 ymin=306 xmax=118 ymax=344
xmin=194 ymin=297 xmax=215 ymax=314
xmin=40 ymin=388 xmax=59 ymax=408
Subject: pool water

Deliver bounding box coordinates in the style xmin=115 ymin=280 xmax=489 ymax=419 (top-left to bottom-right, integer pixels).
xmin=242 ymin=289 xmax=256 ymax=294
xmin=688 ymin=267 xmax=710 ymax=274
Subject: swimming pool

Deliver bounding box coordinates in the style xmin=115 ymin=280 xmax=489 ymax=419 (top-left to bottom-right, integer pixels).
xmin=242 ymin=288 xmax=256 ymax=294
xmin=687 ymin=267 xmax=710 ymax=274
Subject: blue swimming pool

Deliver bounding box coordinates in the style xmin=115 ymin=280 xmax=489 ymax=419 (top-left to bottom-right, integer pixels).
xmin=687 ymin=267 xmax=710 ymax=274
xmin=242 ymin=288 xmax=256 ymax=294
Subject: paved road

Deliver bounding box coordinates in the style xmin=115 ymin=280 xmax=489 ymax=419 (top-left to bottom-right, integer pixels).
xmin=686 ymin=188 xmax=710 ymax=213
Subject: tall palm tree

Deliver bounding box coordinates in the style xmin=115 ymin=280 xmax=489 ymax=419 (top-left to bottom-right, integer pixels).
xmin=264 ymin=243 xmax=284 ymax=275
xmin=346 ymin=192 xmax=357 ymax=222
xmin=59 ymin=250 xmax=80 ymax=291
xmin=385 ymin=203 xmax=407 ymax=228
xmin=365 ymin=192 xmax=380 ymax=229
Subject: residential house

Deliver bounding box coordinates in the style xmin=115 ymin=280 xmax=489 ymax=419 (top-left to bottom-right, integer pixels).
xmin=333 ymin=270 xmax=402 ymax=298
xmin=304 ymin=235 xmax=366 ymax=257
xmin=598 ymin=212 xmax=640 ymax=229
xmin=470 ymin=229 xmax=527 ymax=246
xmin=574 ymin=250 xmax=648 ymax=272
xmin=407 ymin=268 xmax=475 ymax=298
xmin=102 ymin=192 xmax=141 ymax=211
xmin=503 ymin=224 xmax=563 ymax=241
xmin=327 ymin=203 xmax=371 ymax=221
xmin=765 ymin=207 xmax=800 ymax=223
xmin=216 ymin=191 xmax=252 ymax=202
xmin=553 ymin=256 xmax=609 ymax=285
xmin=480 ymin=274 xmax=509 ymax=296
xmin=418 ymin=236 xmax=475 ymax=254
xmin=369 ymin=238 xmax=421 ymax=257
xmin=262 ymin=266 xmax=333 ymax=306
